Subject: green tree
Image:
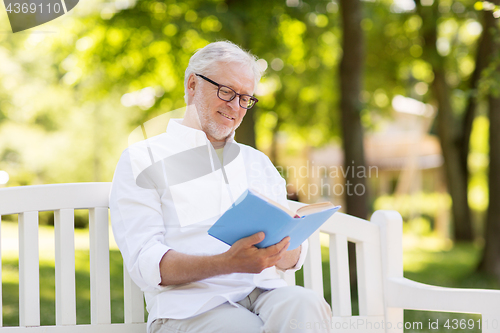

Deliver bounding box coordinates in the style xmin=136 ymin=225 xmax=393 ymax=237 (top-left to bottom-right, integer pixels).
xmin=477 ymin=0 xmax=500 ymax=279
xmin=414 ymin=0 xmax=479 ymax=242
xmin=338 ymin=0 xmax=368 ymax=293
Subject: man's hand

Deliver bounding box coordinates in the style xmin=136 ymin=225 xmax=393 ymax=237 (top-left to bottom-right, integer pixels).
xmin=224 ymin=232 xmax=290 ymax=273
xmin=276 ymin=244 xmax=301 ymax=271
xmin=160 ymin=232 xmax=295 ymax=286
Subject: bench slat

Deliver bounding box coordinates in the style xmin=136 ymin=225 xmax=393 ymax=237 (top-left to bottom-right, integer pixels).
xmin=18 ymin=211 xmax=40 ymax=327
xmin=89 ymin=207 xmax=111 ymax=325
xmin=124 ymin=266 xmax=145 ymax=324
xmin=303 ymin=230 xmax=323 ymax=297
xmin=321 ymin=213 xmax=380 ymax=244
xmin=0 ymin=183 xmax=111 ymax=215
xmin=54 ymin=209 xmax=77 ymax=325
xmin=329 ymin=234 xmax=352 ymax=317
xmin=0 ymin=323 xmax=147 ymax=333
xmin=356 ymin=241 xmax=385 ymax=316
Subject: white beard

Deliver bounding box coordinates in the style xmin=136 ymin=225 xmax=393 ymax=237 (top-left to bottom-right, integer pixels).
xmin=194 ymin=96 xmax=240 ymax=141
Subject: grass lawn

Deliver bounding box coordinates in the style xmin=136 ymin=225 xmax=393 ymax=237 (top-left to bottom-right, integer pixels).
xmin=1 ymin=221 xmax=140 ymax=326
xmin=1 ymin=222 xmax=499 ymax=332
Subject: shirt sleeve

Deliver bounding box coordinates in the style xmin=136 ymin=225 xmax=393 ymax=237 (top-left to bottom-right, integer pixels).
xmin=283 ymin=239 xmax=309 ymax=273
xmin=110 ymin=149 xmax=170 ymax=292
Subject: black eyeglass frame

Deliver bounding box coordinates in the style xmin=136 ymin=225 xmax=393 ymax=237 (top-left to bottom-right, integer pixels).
xmin=195 ymin=73 xmax=259 ymax=109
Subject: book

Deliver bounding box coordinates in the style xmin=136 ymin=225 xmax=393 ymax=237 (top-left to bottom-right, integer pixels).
xmin=208 ymin=189 xmax=341 ymax=250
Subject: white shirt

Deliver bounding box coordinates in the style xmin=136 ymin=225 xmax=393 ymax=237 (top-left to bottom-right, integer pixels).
xmin=110 ymin=119 xmax=308 ymax=332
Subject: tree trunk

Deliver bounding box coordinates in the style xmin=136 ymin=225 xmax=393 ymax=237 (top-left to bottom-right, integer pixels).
xmin=432 ymin=70 xmax=473 ymax=241
xmin=415 ymin=0 xmax=473 ymax=241
xmin=478 ymin=91 xmax=500 ymax=278
xmin=235 ymin=109 xmax=256 ymax=148
xmin=231 ymin=26 xmax=255 ymax=149
xmin=460 ymin=8 xmax=496 ymax=176
xmin=269 ymin=115 xmax=282 ymax=165
xmin=477 ymin=1 xmax=500 ymax=278
xmin=339 ymin=0 xmax=367 ymax=294
xmin=339 ymin=0 xmax=368 ymax=220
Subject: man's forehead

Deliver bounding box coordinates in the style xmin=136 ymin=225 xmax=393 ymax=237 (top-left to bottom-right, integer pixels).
xmin=210 ymin=62 xmax=255 ymax=93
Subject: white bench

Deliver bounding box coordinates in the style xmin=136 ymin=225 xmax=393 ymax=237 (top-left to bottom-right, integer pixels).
xmin=0 ymin=182 xmax=498 ymax=332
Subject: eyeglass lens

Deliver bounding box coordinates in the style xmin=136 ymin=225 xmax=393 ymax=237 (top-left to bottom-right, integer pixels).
xmin=217 ymin=86 xmax=256 ymax=109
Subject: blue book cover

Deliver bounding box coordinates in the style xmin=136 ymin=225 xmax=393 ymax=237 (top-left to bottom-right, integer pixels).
xmin=208 ymin=189 xmax=341 ymax=250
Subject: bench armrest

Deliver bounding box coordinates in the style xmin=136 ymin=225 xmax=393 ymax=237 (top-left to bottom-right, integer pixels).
xmin=387 ymin=277 xmax=500 ymax=321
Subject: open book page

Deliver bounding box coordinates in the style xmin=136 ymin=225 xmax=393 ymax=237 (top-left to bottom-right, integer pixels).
xmin=249 ymin=189 xmax=297 ymax=217
xmin=249 ymin=189 xmax=336 ymax=218
xmin=296 ymin=202 xmax=337 ymax=217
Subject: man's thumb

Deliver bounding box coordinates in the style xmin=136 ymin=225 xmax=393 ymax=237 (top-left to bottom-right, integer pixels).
xmin=246 ymin=231 xmax=265 ymax=245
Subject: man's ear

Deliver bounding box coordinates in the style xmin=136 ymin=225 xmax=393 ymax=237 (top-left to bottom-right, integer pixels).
xmin=187 ymin=74 xmax=197 ymax=97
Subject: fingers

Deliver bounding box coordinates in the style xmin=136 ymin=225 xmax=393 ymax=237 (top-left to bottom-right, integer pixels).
xmin=264 ymin=236 xmax=290 ymax=257
xmin=234 ymin=231 xmax=265 ymax=248
xmin=226 ymin=234 xmax=291 ymax=274
xmin=247 ymin=232 xmax=266 ymax=245
xmin=268 ymin=243 xmax=289 ymax=261
xmin=235 ymin=233 xmax=290 ymax=254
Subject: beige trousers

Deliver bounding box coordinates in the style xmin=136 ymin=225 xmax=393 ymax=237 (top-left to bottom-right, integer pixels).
xmin=150 ymin=286 xmax=332 ymax=333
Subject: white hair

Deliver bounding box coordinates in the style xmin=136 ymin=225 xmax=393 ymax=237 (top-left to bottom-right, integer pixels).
xmin=184 ymin=41 xmax=263 ymax=104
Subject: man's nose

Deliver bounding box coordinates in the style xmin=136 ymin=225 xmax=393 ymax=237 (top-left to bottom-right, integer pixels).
xmin=227 ymin=96 xmax=240 ymax=111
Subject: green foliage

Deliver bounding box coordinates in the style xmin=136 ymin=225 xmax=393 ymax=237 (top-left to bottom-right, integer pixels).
xmin=373 ymin=192 xmax=451 ymax=224
xmin=0 ymin=0 xmax=347 ymax=186
xmin=469 ymin=115 xmax=489 ymax=211
xmin=0 ymin=0 xmax=497 ymax=233
xmin=478 ymin=57 xmax=500 ymax=99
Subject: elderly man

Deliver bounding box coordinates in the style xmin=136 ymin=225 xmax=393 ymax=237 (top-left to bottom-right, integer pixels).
xmin=110 ymin=41 xmax=332 ymax=333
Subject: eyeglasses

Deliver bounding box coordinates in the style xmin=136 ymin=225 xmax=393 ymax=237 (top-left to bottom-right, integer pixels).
xmin=195 ymin=74 xmax=258 ymax=109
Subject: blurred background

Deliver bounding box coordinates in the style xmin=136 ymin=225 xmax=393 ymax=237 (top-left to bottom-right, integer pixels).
xmin=1 ymin=0 xmax=500 ymax=330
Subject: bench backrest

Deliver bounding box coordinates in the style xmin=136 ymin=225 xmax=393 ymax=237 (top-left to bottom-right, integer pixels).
xmin=0 ymin=183 xmax=145 ymax=332
xmin=0 ymin=182 xmax=399 ymax=332
xmin=288 ymin=200 xmax=389 ymax=331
